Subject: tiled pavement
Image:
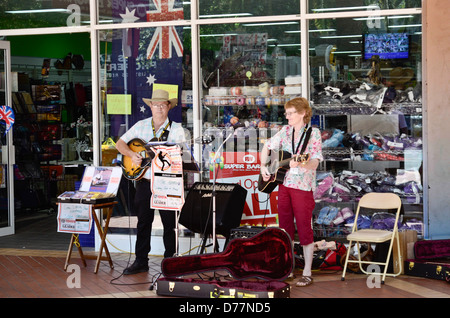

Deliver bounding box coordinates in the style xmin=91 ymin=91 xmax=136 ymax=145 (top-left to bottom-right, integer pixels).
xmin=0 ymin=214 xmax=449 ymax=300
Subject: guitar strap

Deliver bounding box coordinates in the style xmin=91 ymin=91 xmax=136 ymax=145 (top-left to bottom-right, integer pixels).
xmin=292 ymin=125 xmax=312 ymax=155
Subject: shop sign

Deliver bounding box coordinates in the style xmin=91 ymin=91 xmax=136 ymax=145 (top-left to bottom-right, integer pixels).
xmin=210 ymin=152 xmax=278 ymax=226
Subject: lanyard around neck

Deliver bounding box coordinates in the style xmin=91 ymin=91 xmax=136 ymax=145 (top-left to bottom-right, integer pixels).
xmin=152 ymin=119 xmax=171 ymax=140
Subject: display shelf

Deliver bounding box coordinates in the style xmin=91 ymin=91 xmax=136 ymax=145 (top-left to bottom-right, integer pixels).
xmin=313 ymin=96 xmax=423 ymax=241
xmin=312 ymin=102 xmax=422 ymax=116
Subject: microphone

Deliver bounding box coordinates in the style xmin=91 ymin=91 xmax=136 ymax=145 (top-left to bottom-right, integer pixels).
xmin=195 ymin=135 xmax=215 ymax=144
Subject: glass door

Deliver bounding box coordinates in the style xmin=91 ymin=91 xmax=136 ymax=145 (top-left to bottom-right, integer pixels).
xmin=0 ymin=40 xmax=14 ymax=236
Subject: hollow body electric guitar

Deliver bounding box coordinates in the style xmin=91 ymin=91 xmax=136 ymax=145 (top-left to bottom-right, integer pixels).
xmin=119 ymin=134 xmax=212 ymax=180
xmin=257 ymin=150 xmax=310 ymax=194
xmin=119 ymin=138 xmax=155 ymax=180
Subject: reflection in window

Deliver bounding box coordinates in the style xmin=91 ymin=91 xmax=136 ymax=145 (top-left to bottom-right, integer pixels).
xmin=0 ymin=2 xmax=90 ymax=28
xmin=309 ymin=15 xmax=422 ymax=98
xmin=309 ymin=14 xmax=423 ymax=219
xmin=200 ymin=22 xmax=302 ymax=128
xmin=308 ymin=0 xmax=422 ymax=13
xmin=99 ymin=0 xmax=188 ymax=24
xmin=100 ymin=26 xmax=191 ymax=166
xmin=199 ymin=0 xmax=299 ymax=18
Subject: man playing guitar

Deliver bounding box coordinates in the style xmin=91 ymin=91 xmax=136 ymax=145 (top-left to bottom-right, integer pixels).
xmin=116 ymin=89 xmax=185 ymax=275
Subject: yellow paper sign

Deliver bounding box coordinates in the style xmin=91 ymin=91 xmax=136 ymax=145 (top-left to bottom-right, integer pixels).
xmin=106 ymin=94 xmax=132 ymax=115
xmin=153 ymin=83 xmax=178 ymax=99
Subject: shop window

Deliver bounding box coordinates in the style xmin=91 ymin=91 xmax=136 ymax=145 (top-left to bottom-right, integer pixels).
xmin=199 ymin=22 xmax=302 ymax=226
xmin=99 ymin=0 xmax=189 ymax=24
xmin=308 ymin=0 xmax=422 ymax=13
xmin=309 ymin=14 xmax=424 ymax=237
xmin=0 ymin=1 xmax=90 ymax=28
xmin=99 ymin=25 xmax=192 ymax=215
xmin=100 ymin=26 xmax=189 ymax=156
xmin=199 ymin=0 xmax=300 ymax=18
xmin=200 ymin=21 xmax=302 ymax=128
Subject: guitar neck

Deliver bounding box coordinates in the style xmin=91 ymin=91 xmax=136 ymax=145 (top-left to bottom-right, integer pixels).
xmin=278 ymin=157 xmax=292 ymax=168
xmin=277 ymin=154 xmax=307 ymax=168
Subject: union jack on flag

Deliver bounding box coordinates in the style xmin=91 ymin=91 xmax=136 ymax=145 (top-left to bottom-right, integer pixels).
xmin=0 ymin=105 xmax=15 ymax=134
xmin=146 ymin=0 xmax=184 ymax=60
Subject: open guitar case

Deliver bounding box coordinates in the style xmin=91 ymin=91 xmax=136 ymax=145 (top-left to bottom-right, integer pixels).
xmin=404 ymin=239 xmax=450 ymax=283
xmin=156 ymin=227 xmax=294 ymax=298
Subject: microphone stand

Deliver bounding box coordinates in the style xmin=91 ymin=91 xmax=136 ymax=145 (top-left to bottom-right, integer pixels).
xmin=210 ymin=130 xmax=233 ymax=253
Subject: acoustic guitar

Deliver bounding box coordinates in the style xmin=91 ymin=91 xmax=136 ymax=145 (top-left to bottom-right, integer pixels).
xmin=119 ymin=138 xmax=155 ymax=180
xmin=118 ymin=134 xmax=210 ymax=180
xmin=257 ymin=150 xmax=310 ymax=194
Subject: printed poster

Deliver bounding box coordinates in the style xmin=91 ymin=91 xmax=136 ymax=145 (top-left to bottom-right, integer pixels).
xmin=57 ymin=203 xmax=93 ymax=234
xmin=150 ymin=144 xmax=184 ymax=210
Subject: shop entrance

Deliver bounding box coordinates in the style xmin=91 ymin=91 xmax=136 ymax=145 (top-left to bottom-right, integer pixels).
xmin=6 ymin=33 xmax=92 ymax=235
xmin=0 ymin=40 xmax=15 ymax=237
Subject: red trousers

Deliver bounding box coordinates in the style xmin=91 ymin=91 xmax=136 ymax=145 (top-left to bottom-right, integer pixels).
xmin=278 ymin=184 xmax=315 ymax=246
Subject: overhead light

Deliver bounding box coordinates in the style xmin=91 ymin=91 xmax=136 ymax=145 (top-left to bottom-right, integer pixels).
xmin=388 ymin=24 xmax=421 ymax=28
xmin=285 ymin=29 xmax=336 ymax=33
xmin=268 ymin=43 xmax=301 ymax=47
xmin=309 ymin=28 xmax=336 ymax=33
xmin=312 ymin=5 xmax=379 ymax=12
xmin=331 ymin=51 xmax=361 ymax=54
xmin=200 ymin=13 xmax=252 ymax=18
xmin=200 ymin=33 xmax=238 ymax=37
xmin=5 ymin=9 xmax=69 ymax=14
xmin=242 ymin=22 xmax=298 ymax=26
xmin=387 ymin=15 xmax=415 ymax=19
xmin=320 ymin=35 xmax=362 ymax=39
xmin=353 ymin=17 xmax=384 ymax=21
xmin=82 ymin=20 xmax=114 ymax=24
xmin=353 ymin=15 xmax=414 ymax=21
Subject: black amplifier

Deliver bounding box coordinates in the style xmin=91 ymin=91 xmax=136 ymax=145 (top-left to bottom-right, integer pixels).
xmin=229 ymin=226 xmax=267 ymax=240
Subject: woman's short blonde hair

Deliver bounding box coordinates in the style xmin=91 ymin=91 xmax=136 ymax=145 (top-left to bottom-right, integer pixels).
xmin=284 ymin=97 xmax=313 ymax=124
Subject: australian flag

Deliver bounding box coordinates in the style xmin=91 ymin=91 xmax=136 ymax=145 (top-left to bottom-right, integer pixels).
xmin=110 ymin=0 xmax=184 ymax=136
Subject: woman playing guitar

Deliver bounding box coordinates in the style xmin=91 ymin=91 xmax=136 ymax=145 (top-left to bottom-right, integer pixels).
xmin=260 ymin=97 xmax=323 ymax=287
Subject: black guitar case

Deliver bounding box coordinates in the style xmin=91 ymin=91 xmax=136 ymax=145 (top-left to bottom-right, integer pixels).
xmin=156 ymin=227 xmax=294 ymax=298
xmin=404 ymin=239 xmax=450 ymax=282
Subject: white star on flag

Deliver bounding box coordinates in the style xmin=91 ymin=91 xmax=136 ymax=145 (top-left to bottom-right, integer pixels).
xmin=120 ymin=7 xmax=139 ymax=23
xmin=146 ymin=73 xmax=157 ymax=86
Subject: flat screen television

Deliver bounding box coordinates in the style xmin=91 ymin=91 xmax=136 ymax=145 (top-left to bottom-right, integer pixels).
xmin=363 ymin=33 xmax=409 ymax=60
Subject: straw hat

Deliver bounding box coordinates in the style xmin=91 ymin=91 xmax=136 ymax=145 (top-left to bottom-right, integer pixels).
xmin=142 ymin=89 xmax=178 ymax=109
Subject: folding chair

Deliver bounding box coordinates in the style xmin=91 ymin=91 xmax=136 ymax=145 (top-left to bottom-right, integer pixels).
xmin=341 ymin=192 xmax=403 ymax=284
